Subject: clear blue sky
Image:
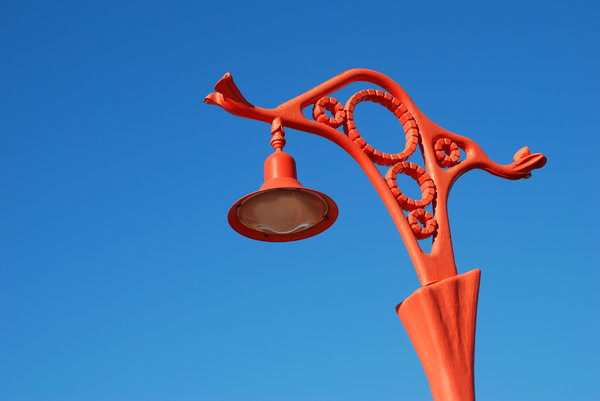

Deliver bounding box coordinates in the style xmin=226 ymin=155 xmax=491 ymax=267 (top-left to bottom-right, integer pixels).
xmin=1 ymin=1 xmax=598 ymax=400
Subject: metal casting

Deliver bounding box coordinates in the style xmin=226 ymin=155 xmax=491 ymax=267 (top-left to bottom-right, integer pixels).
xmin=227 ymin=120 xmax=338 ymax=243
xmin=205 ymin=69 xmax=546 ymax=401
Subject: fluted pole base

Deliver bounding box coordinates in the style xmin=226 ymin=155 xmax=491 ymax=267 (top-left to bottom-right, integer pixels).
xmin=397 ymin=269 xmax=481 ymax=401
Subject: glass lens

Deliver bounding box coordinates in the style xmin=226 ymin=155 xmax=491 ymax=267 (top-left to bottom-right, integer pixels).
xmin=237 ymin=188 xmax=329 ymax=234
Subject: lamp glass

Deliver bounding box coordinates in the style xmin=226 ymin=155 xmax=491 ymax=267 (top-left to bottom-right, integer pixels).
xmin=236 ymin=188 xmax=329 ymax=235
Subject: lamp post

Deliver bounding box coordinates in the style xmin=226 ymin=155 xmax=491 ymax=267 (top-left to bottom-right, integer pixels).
xmin=205 ymin=69 xmax=546 ymax=401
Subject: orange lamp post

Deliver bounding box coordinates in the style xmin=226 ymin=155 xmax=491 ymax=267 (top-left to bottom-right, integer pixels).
xmin=205 ymin=69 xmax=546 ymax=401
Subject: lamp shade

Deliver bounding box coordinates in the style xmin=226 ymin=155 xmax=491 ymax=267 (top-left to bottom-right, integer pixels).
xmin=228 ymin=151 xmax=338 ymax=242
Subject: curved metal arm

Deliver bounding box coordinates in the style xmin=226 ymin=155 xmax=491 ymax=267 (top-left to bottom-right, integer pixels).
xmin=205 ymin=69 xmax=546 ymax=286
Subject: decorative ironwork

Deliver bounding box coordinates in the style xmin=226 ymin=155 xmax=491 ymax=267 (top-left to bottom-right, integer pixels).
xmin=312 ymin=90 xmax=436 ymax=240
xmin=385 ymin=161 xmax=436 ymax=211
xmin=312 ymin=96 xmax=345 ymax=128
xmin=408 ymin=208 xmax=437 ymax=239
xmin=342 ymin=89 xmax=419 ymax=166
xmin=434 ymin=137 xmax=461 ymax=168
xmin=269 ymin=117 xmax=286 ymax=151
xmin=205 ymin=69 xmax=547 ymax=401
xmin=204 ymin=68 xmax=547 ymax=286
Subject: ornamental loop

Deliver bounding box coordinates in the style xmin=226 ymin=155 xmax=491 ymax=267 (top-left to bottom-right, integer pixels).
xmin=434 ymin=137 xmax=461 ymax=168
xmin=408 ymin=208 xmax=438 ymax=239
xmin=311 ymin=90 xmax=420 ymax=166
xmin=312 ymin=97 xmax=346 ymax=128
xmin=344 ymin=89 xmax=420 ymax=166
xmin=312 ymin=91 xmax=439 ymax=240
xmin=385 ymin=161 xmax=436 ymax=212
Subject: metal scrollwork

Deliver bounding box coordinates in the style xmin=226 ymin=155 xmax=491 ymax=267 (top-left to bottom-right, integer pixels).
xmin=434 ymin=137 xmax=461 ymax=168
xmin=207 ymin=68 xmax=547 ymax=283
xmin=312 ymin=96 xmax=346 ymax=128
xmin=343 ymin=89 xmax=419 ymax=166
xmin=386 ymin=161 xmax=438 ymax=240
xmin=408 ymin=208 xmax=438 ymax=240
xmin=312 ymin=90 xmax=439 ymax=240
xmin=385 ymin=161 xmax=436 ymax=211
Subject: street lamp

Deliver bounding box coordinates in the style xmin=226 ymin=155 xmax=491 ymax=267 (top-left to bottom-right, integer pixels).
xmin=228 ymin=117 xmax=338 ymax=242
xmin=205 ymin=69 xmax=546 ymax=401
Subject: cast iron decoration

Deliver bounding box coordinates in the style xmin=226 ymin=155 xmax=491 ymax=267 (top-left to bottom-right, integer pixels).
xmin=205 ymin=69 xmax=546 ymax=401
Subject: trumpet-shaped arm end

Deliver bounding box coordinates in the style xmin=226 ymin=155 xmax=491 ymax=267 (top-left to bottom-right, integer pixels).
xmin=204 ymin=72 xmax=254 ymax=110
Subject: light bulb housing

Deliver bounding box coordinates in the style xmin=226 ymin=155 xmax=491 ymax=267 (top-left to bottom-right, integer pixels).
xmin=228 ymin=151 xmax=338 ymax=242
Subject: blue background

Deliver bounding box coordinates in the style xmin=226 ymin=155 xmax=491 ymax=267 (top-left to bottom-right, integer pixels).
xmin=1 ymin=1 xmax=598 ymax=400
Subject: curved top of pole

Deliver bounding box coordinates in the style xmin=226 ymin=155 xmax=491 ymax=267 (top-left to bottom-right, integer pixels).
xmin=205 ymin=69 xmax=546 ymax=286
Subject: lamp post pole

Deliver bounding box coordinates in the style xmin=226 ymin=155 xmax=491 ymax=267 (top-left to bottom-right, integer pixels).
xmin=205 ymin=69 xmax=546 ymax=401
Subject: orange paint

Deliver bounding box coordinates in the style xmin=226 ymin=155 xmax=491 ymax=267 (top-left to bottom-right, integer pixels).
xmin=228 ymin=118 xmax=338 ymax=242
xmin=398 ymin=269 xmax=480 ymax=401
xmin=206 ymin=69 xmax=546 ymax=400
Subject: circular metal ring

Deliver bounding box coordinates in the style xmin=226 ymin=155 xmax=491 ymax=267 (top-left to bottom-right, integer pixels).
xmin=312 ymin=96 xmax=346 ymax=128
xmin=344 ymin=89 xmax=419 ymax=166
xmin=385 ymin=161 xmax=436 ymax=211
xmin=434 ymin=137 xmax=461 ymax=168
xmin=408 ymin=208 xmax=438 ymax=239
